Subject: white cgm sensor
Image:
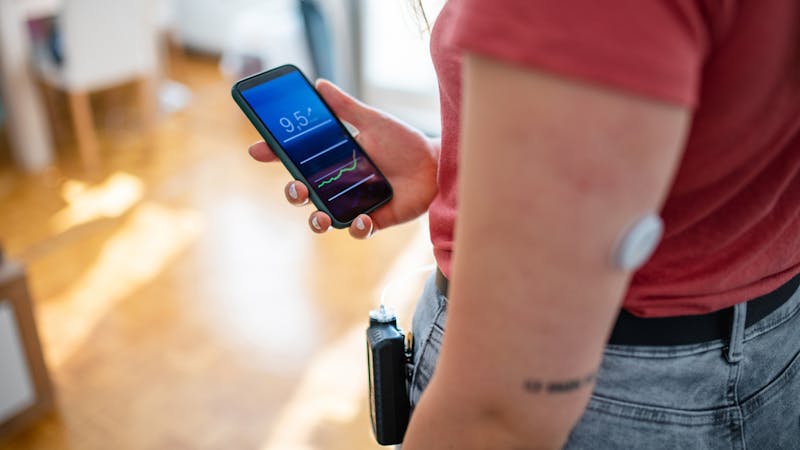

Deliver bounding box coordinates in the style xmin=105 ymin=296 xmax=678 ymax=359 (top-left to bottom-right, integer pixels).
xmin=613 ymin=213 xmax=664 ymax=271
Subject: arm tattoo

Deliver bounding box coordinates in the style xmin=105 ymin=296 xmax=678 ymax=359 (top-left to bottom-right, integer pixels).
xmin=522 ymin=371 xmax=597 ymax=394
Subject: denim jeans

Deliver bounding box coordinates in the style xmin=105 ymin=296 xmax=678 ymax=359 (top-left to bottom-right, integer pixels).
xmin=406 ymin=273 xmax=800 ymax=449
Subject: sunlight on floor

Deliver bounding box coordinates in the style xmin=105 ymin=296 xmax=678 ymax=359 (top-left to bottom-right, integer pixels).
xmin=197 ymin=196 xmax=321 ymax=372
xmin=260 ymin=220 xmax=433 ymax=450
xmin=50 ymin=172 xmax=144 ymax=233
xmin=39 ymin=202 xmax=203 ymax=367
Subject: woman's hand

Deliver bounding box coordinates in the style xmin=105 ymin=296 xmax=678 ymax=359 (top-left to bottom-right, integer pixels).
xmin=248 ymin=79 xmax=439 ymax=238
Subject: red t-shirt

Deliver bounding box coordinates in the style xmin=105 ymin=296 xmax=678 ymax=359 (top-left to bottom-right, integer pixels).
xmin=428 ymin=0 xmax=800 ymax=317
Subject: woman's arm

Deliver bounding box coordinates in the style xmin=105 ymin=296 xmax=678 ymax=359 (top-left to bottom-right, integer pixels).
xmin=402 ymin=54 xmax=691 ymax=449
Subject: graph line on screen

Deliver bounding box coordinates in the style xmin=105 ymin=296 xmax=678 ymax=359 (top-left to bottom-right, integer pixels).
xmin=317 ymin=151 xmax=358 ymax=188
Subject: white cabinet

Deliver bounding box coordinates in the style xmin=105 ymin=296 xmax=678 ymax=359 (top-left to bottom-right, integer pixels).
xmin=0 ymin=300 xmax=36 ymax=423
xmin=0 ymin=260 xmax=54 ymax=438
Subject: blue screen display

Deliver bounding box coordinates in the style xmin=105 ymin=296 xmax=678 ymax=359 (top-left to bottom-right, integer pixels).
xmin=240 ymin=70 xmax=390 ymax=223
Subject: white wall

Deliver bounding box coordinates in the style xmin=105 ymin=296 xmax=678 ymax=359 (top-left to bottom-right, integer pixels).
xmin=361 ymin=0 xmax=444 ymax=134
xmin=0 ymin=300 xmax=35 ymax=423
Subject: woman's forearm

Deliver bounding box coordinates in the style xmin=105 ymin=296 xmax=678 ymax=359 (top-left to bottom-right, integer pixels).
xmin=403 ymin=376 xmax=588 ymax=449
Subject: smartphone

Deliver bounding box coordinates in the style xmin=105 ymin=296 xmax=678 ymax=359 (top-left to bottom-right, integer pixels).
xmin=232 ymin=65 xmax=393 ymax=228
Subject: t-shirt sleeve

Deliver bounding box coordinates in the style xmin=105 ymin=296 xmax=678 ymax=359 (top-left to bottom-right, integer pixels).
xmin=449 ymin=0 xmax=709 ymax=106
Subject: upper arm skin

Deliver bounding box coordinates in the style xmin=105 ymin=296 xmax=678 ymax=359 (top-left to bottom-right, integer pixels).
xmin=402 ymin=54 xmax=691 ymax=449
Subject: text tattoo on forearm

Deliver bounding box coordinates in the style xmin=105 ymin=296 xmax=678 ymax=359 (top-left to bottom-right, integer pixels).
xmin=522 ymin=372 xmax=597 ymax=394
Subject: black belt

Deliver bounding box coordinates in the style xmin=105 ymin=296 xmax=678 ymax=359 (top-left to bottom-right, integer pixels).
xmin=435 ymin=268 xmax=449 ymax=300
xmin=434 ymin=268 xmax=800 ymax=346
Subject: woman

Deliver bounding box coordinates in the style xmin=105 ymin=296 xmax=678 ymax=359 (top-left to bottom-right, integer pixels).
xmin=249 ymin=0 xmax=800 ymax=447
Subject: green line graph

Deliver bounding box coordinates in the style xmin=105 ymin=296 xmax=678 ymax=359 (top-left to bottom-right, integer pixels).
xmin=317 ymin=151 xmax=358 ymax=188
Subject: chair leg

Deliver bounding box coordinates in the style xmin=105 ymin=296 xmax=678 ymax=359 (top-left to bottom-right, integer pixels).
xmin=137 ymin=76 xmax=158 ymax=138
xmin=37 ymin=81 xmax=67 ymax=142
xmin=135 ymin=76 xmax=158 ymax=164
xmin=67 ymin=91 xmax=100 ymax=169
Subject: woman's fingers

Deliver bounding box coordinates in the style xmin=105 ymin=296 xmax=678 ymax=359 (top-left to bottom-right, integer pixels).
xmin=254 ymin=142 xmax=375 ymax=238
xmin=284 ymin=181 xmax=309 ymax=206
xmin=306 ymin=211 xmax=374 ymax=238
xmin=292 ymin=194 xmax=374 ymax=237
xmin=308 ymin=211 xmax=332 ymax=233
xmin=348 ymin=214 xmax=374 ymax=240
xmin=248 ymin=141 xmax=278 ymax=162
xmin=284 ymin=181 xmax=374 ymax=239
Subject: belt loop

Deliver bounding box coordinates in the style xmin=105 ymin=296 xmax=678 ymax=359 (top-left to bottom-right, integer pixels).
xmin=725 ymin=302 xmax=747 ymax=364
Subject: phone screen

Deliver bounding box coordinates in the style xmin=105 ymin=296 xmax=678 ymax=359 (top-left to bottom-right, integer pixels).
xmin=236 ymin=67 xmax=392 ymax=225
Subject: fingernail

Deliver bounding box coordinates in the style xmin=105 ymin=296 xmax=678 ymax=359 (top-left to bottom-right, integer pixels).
xmin=355 ymin=217 xmax=365 ymax=231
xmin=312 ymin=216 xmax=322 ymax=230
xmin=288 ymin=183 xmax=298 ymax=200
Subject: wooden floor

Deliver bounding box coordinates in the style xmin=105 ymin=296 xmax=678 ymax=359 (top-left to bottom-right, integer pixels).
xmin=0 ymin=54 xmax=433 ymax=450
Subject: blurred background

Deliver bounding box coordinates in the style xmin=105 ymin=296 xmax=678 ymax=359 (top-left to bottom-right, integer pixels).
xmin=0 ymin=0 xmax=444 ymax=448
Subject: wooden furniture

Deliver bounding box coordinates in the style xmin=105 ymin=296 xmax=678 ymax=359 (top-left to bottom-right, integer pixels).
xmin=0 ymin=252 xmax=55 ymax=440
xmin=33 ymin=0 xmax=160 ymax=170
xmin=0 ymin=0 xmax=59 ymax=172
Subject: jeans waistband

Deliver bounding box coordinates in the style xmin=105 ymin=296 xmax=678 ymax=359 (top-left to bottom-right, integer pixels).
xmin=434 ymin=267 xmax=800 ymax=347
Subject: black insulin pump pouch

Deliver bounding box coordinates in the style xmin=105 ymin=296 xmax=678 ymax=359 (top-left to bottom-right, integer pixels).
xmin=367 ymin=306 xmax=411 ymax=445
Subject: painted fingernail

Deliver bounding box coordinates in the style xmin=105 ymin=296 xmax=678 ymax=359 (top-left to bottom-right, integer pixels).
xmin=355 ymin=217 xmax=366 ymax=231
xmin=288 ymin=183 xmax=298 ymax=200
xmin=312 ymin=216 xmax=322 ymax=230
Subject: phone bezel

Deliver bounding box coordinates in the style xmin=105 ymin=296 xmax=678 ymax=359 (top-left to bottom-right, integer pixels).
xmin=231 ymin=64 xmax=393 ymax=229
